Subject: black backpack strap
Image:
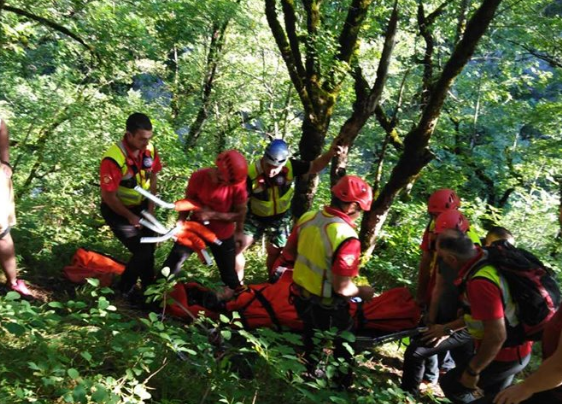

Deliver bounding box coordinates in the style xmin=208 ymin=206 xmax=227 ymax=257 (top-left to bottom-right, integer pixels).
xmin=252 ymin=287 xmax=283 ymax=331
xmin=459 ymin=257 xmax=491 ymax=293
xmin=354 ymin=300 xmax=366 ymax=332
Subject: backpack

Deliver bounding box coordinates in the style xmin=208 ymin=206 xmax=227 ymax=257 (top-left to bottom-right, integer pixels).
xmin=467 ymin=241 xmax=561 ymax=342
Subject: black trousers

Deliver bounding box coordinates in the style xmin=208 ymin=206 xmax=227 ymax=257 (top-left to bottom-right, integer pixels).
xmin=161 ymin=235 xmax=240 ymax=289
xmin=401 ymin=329 xmax=474 ymax=394
xmin=292 ymin=291 xmax=354 ymax=386
xmin=101 ymin=202 xmax=155 ymax=293
xmin=440 ymin=354 xmax=531 ymax=403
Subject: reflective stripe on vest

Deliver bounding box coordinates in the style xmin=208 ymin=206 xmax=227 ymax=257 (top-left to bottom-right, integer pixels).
xmin=102 ymin=141 xmax=155 ymax=206
xmin=463 ymin=263 xmax=518 ymax=340
xmin=248 ymin=160 xmax=294 ymax=217
xmin=292 ymin=210 xmax=358 ymax=298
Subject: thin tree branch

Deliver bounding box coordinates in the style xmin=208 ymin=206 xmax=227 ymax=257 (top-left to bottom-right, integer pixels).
xmin=4 ymin=5 xmax=93 ymax=53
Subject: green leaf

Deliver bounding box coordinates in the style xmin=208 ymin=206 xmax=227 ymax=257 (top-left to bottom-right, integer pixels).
xmin=72 ymin=384 xmax=87 ymax=404
xmin=5 ymin=291 xmax=21 ymax=300
xmin=86 ymin=278 xmax=100 ymax=287
xmin=80 ymin=351 xmax=92 ymax=362
xmin=48 ymin=301 xmax=64 ymax=309
xmin=92 ymin=385 xmax=108 ymax=403
xmin=5 ymin=322 xmax=26 ymax=336
xmin=67 ymin=368 xmax=80 ymax=380
xmin=161 ymin=266 xmax=170 ymax=278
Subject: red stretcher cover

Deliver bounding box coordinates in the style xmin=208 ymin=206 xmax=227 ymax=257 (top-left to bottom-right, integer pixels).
xmin=166 ymin=270 xmax=421 ymax=333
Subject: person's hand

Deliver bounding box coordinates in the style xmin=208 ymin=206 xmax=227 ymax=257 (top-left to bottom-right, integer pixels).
xmin=460 ymin=369 xmax=480 ymax=390
xmin=192 ymin=207 xmax=212 ymax=222
xmin=357 ymin=285 xmax=376 ymax=302
xmin=1 ymin=162 xmax=12 ymax=178
xmin=493 ymin=384 xmax=533 ymax=404
xmin=128 ymin=214 xmax=141 ymax=227
xmin=421 ymin=324 xmax=447 ymax=346
xmin=330 ymin=140 xmax=345 ymax=157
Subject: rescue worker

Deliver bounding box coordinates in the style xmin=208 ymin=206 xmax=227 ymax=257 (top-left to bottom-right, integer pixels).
xmin=276 ymin=175 xmax=375 ymax=388
xmin=413 ymin=190 xmax=475 ymax=387
xmin=0 ymin=116 xmax=32 ymax=296
xmin=436 ymin=229 xmax=532 ymax=403
xmin=416 ymin=189 xmax=462 ymax=306
xmin=100 ymin=112 xmax=162 ymax=296
xmin=235 ymin=138 xmax=342 ymax=280
xmin=161 ymin=150 xmax=248 ymax=300
xmin=401 ymin=210 xmax=478 ymax=396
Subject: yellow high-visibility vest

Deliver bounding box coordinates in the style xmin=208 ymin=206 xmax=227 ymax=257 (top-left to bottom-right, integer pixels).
xmin=102 ymin=141 xmax=155 ymax=206
xmin=247 ymin=160 xmax=294 ymax=217
xmin=462 ymin=263 xmax=518 ymax=340
xmin=293 ymin=209 xmax=358 ymax=298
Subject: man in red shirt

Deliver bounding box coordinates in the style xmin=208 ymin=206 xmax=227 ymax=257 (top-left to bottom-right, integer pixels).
xmin=436 ymin=229 xmax=532 ymax=403
xmin=276 ymin=175 xmax=375 ymax=389
xmin=100 ymin=113 xmax=162 ymax=296
xmin=161 ymin=150 xmax=248 ymax=298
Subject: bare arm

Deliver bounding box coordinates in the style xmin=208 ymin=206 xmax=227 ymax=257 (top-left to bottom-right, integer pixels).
xmin=427 ymin=269 xmax=445 ymax=324
xmin=234 ymin=202 xmax=247 ymax=233
xmin=101 ymin=189 xmax=140 ymax=226
xmin=193 ymin=202 xmax=246 ymax=223
xmin=494 ymin=331 xmax=562 ymax=404
xmin=332 ymin=274 xmax=375 ymax=301
xmin=0 ymin=119 xmax=9 ymax=162
xmin=308 ymin=140 xmax=342 ymax=174
xmin=415 ymin=250 xmax=433 ymax=306
xmin=461 ymin=318 xmax=506 ymax=389
xmin=471 ymin=318 xmax=506 ymax=372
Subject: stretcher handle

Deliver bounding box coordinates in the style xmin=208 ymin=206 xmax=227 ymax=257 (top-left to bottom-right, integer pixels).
xmin=198 ymin=249 xmax=214 ymax=266
xmin=140 ymin=233 xmax=176 ymax=244
xmin=134 ymin=186 xmax=176 ymax=209
xmin=139 ymin=218 xmax=168 ymax=235
xmin=140 ymin=210 xmax=169 ymax=234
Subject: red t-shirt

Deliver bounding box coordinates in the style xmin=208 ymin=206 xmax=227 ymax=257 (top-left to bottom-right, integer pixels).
xmin=186 ymin=168 xmax=247 ymax=240
xmin=100 ymin=138 xmax=162 ymax=192
xmin=284 ymin=206 xmax=361 ymax=277
xmin=465 ymin=258 xmax=533 ymax=361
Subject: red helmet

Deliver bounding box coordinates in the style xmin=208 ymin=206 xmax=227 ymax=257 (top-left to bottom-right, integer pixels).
xmin=427 ymin=189 xmax=461 ymax=215
xmin=331 ymin=175 xmax=373 ymax=211
xmin=434 ymin=210 xmax=470 ymax=234
xmin=215 ymin=150 xmax=248 ymax=185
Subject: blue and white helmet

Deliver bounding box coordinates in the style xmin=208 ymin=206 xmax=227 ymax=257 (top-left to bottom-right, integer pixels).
xmin=263 ymin=139 xmax=289 ymax=167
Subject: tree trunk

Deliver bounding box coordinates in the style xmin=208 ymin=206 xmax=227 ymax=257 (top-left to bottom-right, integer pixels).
xmin=265 ymin=0 xmax=375 ymax=217
xmin=360 ymin=0 xmax=504 ymax=254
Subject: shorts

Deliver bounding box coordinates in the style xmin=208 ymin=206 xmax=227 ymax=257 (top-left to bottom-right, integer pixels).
xmin=0 ymin=173 xmax=16 ymax=236
xmin=243 ymin=212 xmax=292 ymax=248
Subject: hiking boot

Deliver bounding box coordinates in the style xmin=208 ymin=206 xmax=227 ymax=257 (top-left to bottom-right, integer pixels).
xmin=10 ymin=279 xmax=33 ymax=297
